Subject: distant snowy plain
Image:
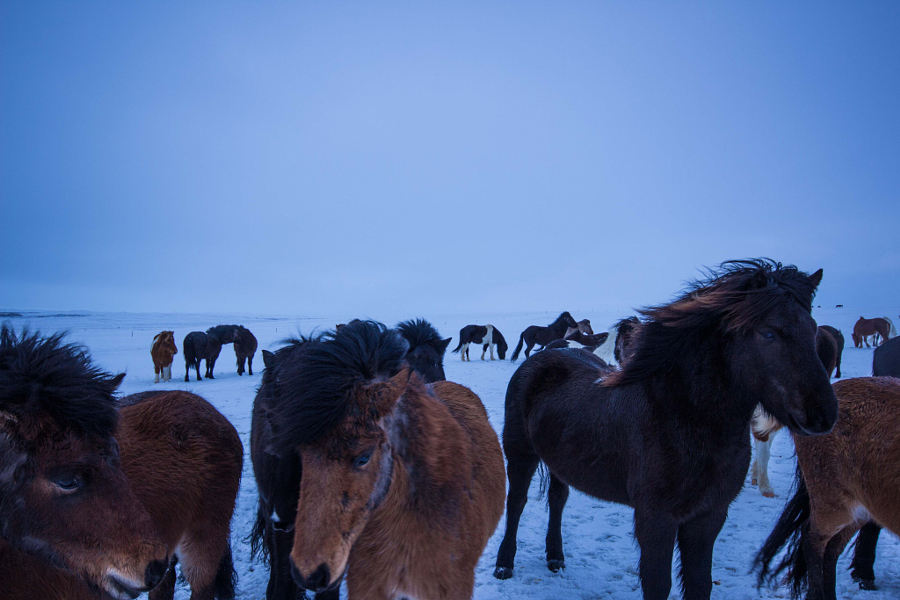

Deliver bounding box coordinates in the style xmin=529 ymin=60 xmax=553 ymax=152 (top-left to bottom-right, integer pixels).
xmin=4 ymin=306 xmax=898 ymax=600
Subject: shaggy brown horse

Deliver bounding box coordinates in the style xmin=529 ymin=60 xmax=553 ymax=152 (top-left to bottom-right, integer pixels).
xmin=509 ymin=311 xmax=578 ymax=360
xmin=0 ymin=327 xmax=168 ymax=599
xmin=851 ymin=317 xmax=890 ymax=348
xmin=233 ymin=325 xmax=258 ymax=376
xmin=755 ymin=377 xmax=900 ymax=600
xmin=496 ymin=260 xmax=836 ymax=600
xmin=1 ymin=386 xmax=244 ymax=600
xmin=272 ymin=320 xmax=506 ymax=599
xmin=151 ymin=330 xmax=177 ymax=383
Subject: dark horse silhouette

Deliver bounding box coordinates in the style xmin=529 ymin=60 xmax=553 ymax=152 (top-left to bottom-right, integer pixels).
xmin=509 ymin=311 xmax=578 ymax=361
xmin=395 ymin=318 xmax=451 ymax=382
xmin=183 ymin=330 xmax=208 ymax=381
xmin=205 ymin=324 xmax=239 ymax=379
xmin=494 ymin=260 xmax=838 ymax=600
xmin=233 ymin=325 xmax=258 ymax=376
xmin=818 ymin=324 xmax=844 ymax=378
xmin=249 ymin=319 xmax=451 ymax=600
xmin=452 ymin=324 xmax=509 ymax=360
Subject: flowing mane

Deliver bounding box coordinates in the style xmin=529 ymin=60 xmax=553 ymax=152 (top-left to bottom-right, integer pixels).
xmin=272 ymin=321 xmax=408 ymax=454
xmin=396 ymin=318 xmax=443 ymax=352
xmin=0 ymin=326 xmax=123 ymax=439
xmin=605 ymin=259 xmax=820 ymax=388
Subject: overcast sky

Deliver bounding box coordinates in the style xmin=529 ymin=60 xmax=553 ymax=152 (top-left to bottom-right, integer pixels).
xmin=2 ymin=2 xmax=898 ymax=318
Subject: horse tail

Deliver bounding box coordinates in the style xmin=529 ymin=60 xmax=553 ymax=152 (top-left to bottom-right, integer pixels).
xmin=753 ymin=466 xmax=810 ymax=599
xmin=452 ymin=337 xmax=463 ymax=353
xmin=511 ymin=332 xmax=526 ymax=361
xmin=247 ymin=501 xmax=269 ymax=565
xmin=213 ymin=542 xmax=238 ymax=600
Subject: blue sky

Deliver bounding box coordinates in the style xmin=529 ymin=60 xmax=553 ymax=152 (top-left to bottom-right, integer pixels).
xmin=2 ymin=2 xmax=898 ymax=317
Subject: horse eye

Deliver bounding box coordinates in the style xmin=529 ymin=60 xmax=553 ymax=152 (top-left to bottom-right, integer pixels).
xmin=760 ymin=330 xmax=776 ymax=340
xmin=352 ymin=453 xmax=372 ymax=468
xmin=53 ymin=476 xmax=84 ymax=493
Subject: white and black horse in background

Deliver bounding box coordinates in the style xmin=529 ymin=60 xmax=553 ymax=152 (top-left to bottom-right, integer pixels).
xmin=453 ymin=324 xmax=509 ymax=360
xmin=592 ymin=315 xmax=641 ymax=366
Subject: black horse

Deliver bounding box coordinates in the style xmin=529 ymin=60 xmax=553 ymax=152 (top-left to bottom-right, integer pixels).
xmin=183 ymin=331 xmax=208 ymax=382
xmin=819 ymin=324 xmax=844 ymax=378
xmin=205 ymin=325 xmax=239 ymax=379
xmin=873 ymin=335 xmax=900 ymax=377
xmin=509 ymin=311 xmax=578 ymax=361
xmin=234 ymin=326 xmax=258 ymax=376
xmin=452 ymin=324 xmax=509 ymax=360
xmin=395 ymin=318 xmax=451 ymax=382
xmin=494 ymin=259 xmax=838 ymax=600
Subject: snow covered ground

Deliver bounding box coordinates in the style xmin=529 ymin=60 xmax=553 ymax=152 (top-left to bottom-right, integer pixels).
xmin=3 ymin=306 xmax=898 ymax=600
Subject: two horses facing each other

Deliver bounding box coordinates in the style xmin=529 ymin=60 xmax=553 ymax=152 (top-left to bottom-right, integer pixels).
xmin=0 ymin=328 xmax=243 ymax=600
xmin=494 ymin=260 xmax=837 ymax=600
xmin=250 ymin=320 xmax=504 ymax=600
xmin=183 ymin=325 xmax=258 ymax=381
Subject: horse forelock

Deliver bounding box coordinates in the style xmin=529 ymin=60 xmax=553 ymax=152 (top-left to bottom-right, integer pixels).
xmin=272 ymin=321 xmax=407 ymax=456
xmin=0 ymin=327 xmax=121 ymax=442
xmin=396 ymin=318 xmax=444 ymax=352
xmin=604 ymin=259 xmax=817 ymax=387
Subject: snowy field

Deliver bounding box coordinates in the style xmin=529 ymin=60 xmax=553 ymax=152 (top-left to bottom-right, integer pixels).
xmin=3 ymin=306 xmax=898 ymax=600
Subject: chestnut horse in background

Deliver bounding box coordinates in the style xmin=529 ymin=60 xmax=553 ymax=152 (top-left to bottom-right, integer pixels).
xmin=151 ymin=330 xmax=177 ymax=383
xmin=755 ymin=377 xmax=900 ymax=600
xmin=271 ymin=321 xmax=505 ymax=599
xmin=852 ymin=317 xmax=890 ymax=348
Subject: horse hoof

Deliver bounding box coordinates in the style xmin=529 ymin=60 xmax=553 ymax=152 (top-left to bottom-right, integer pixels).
xmin=493 ymin=567 xmax=513 ymax=580
xmin=751 ymin=478 xmax=758 ymax=486
xmin=762 ymin=491 xmax=775 ymax=498
xmin=547 ymin=559 xmax=565 ymax=573
xmin=857 ymin=578 xmax=877 ymax=591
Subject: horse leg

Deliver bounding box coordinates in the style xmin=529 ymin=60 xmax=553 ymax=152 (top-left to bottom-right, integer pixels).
xmin=545 ymin=473 xmax=569 ymax=572
xmin=802 ymin=525 xmax=835 ymax=600
xmin=494 ymin=451 xmax=541 ymax=579
xmin=154 ymin=362 xmax=161 ymax=383
xmin=634 ymin=510 xmax=678 ymax=600
xmin=248 ymin=355 xmax=253 ymax=376
xmin=850 ymin=522 xmax=883 ymax=590
xmin=195 ymin=360 xmax=203 ymax=381
xmin=677 ymin=509 xmax=728 ymax=600
xmin=148 ymin=556 xmax=178 ymax=600
xmin=823 ymin=526 xmax=857 ymax=599
xmin=754 ymin=436 xmax=776 ymax=497
xmin=524 ymin=340 xmax=534 ymax=358
xmin=481 ymin=344 xmax=487 ymax=361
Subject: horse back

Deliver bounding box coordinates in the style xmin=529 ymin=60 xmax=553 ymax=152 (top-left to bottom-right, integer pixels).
xmin=117 ymin=391 xmax=243 ymax=548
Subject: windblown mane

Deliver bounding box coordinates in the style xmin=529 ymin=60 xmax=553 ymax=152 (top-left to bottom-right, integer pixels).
xmin=0 ymin=326 xmax=123 ymax=439
xmin=272 ymin=321 xmax=408 ymax=456
xmin=552 ymin=312 xmax=573 ymax=326
xmin=604 ymin=259 xmax=819 ymax=388
xmin=396 ymin=318 xmax=443 ymax=352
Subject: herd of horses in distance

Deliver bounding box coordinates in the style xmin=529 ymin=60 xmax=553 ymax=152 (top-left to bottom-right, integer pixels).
xmin=2 ymin=259 xmax=900 ymax=600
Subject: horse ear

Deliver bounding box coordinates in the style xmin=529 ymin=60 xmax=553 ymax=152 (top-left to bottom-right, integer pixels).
xmin=438 ymin=338 xmax=452 ymax=353
xmin=109 ymin=373 xmax=125 ymax=393
xmin=262 ymin=350 xmax=275 ymax=369
xmin=370 ymin=368 xmax=411 ymax=418
xmin=808 ymin=268 xmax=823 ymax=289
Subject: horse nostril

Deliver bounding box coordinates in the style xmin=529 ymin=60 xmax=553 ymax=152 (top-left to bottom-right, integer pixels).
xmin=144 ymin=558 xmax=169 ymax=589
xmin=304 ymin=563 xmax=331 ymax=591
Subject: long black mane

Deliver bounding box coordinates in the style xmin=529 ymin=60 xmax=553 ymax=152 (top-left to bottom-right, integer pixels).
xmin=605 ymin=259 xmax=819 ymax=388
xmin=551 ymin=312 xmax=574 ymax=328
xmin=272 ymin=321 xmax=408 ymax=456
xmin=0 ymin=326 xmax=124 ymax=439
xmin=396 ymin=319 xmax=443 ymax=353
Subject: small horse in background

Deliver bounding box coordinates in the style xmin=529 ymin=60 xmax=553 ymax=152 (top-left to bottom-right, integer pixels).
xmin=545 ymin=331 xmax=609 ymax=352
xmin=151 ymin=330 xmax=177 ymax=383
xmin=750 ymin=325 xmax=840 ymax=498
xmin=270 ymin=320 xmax=505 ymax=598
xmin=183 ymin=331 xmax=208 ymax=382
xmin=453 ymin=324 xmax=509 ymax=360
xmin=495 ymin=260 xmax=837 ymax=600
xmin=395 ymin=318 xmax=451 ymax=382
xmin=755 ymin=377 xmax=900 ymax=600
xmin=852 ymin=316 xmax=890 ymax=348
xmin=509 ymin=311 xmax=578 ymax=360
xmin=233 ymin=326 xmax=257 ymax=376
xmin=564 ymin=319 xmax=594 ymax=338
xmin=0 ymin=327 xmax=169 ymax=598
xmin=819 ymin=325 xmax=844 ymax=378
xmin=205 ymin=325 xmax=239 ymax=379
xmin=592 ymin=315 xmax=641 ymax=367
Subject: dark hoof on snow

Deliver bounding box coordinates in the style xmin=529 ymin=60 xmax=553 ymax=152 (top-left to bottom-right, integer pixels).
xmin=857 ymin=578 xmax=877 ymax=591
xmin=493 ymin=567 xmax=513 ymax=580
xmin=547 ymin=559 xmax=565 ymax=573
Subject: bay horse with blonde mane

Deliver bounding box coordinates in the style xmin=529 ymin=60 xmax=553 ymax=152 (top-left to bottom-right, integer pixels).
xmin=495 ymin=260 xmax=837 ymax=600
xmin=151 ymin=330 xmax=177 ymax=383
xmin=755 ymin=377 xmax=900 ymax=600
xmin=270 ymin=320 xmax=505 ymax=599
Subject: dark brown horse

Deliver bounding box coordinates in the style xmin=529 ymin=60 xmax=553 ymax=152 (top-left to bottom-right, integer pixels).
xmin=233 ymin=325 xmax=257 ymax=376
xmin=818 ymin=325 xmax=844 ymax=378
xmin=205 ymin=325 xmax=239 ymax=379
xmin=0 ymin=327 xmax=168 ymax=599
xmin=272 ymin=320 xmax=506 ymax=598
xmin=509 ymin=311 xmax=578 ymax=360
xmin=151 ymin=330 xmax=177 ymax=383
xmin=495 ymin=260 xmax=837 ymax=600
xmin=755 ymin=377 xmax=900 ymax=600
xmin=852 ymin=317 xmax=890 ymax=348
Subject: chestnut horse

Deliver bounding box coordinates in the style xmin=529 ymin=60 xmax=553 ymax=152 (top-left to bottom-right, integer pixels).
xmin=0 ymin=327 xmax=168 ymax=599
xmin=495 ymin=260 xmax=837 ymax=600
xmin=271 ymin=320 xmax=505 ymax=598
xmin=851 ymin=317 xmax=890 ymax=348
xmin=755 ymin=377 xmax=900 ymax=600
xmin=151 ymin=330 xmax=178 ymax=383
xmin=509 ymin=311 xmax=578 ymax=360
xmin=233 ymin=325 xmax=257 ymax=376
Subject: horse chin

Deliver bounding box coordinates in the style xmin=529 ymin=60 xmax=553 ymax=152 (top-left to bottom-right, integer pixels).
xmin=102 ymin=572 xmax=147 ymax=600
xmin=781 ymin=410 xmax=835 ymax=437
